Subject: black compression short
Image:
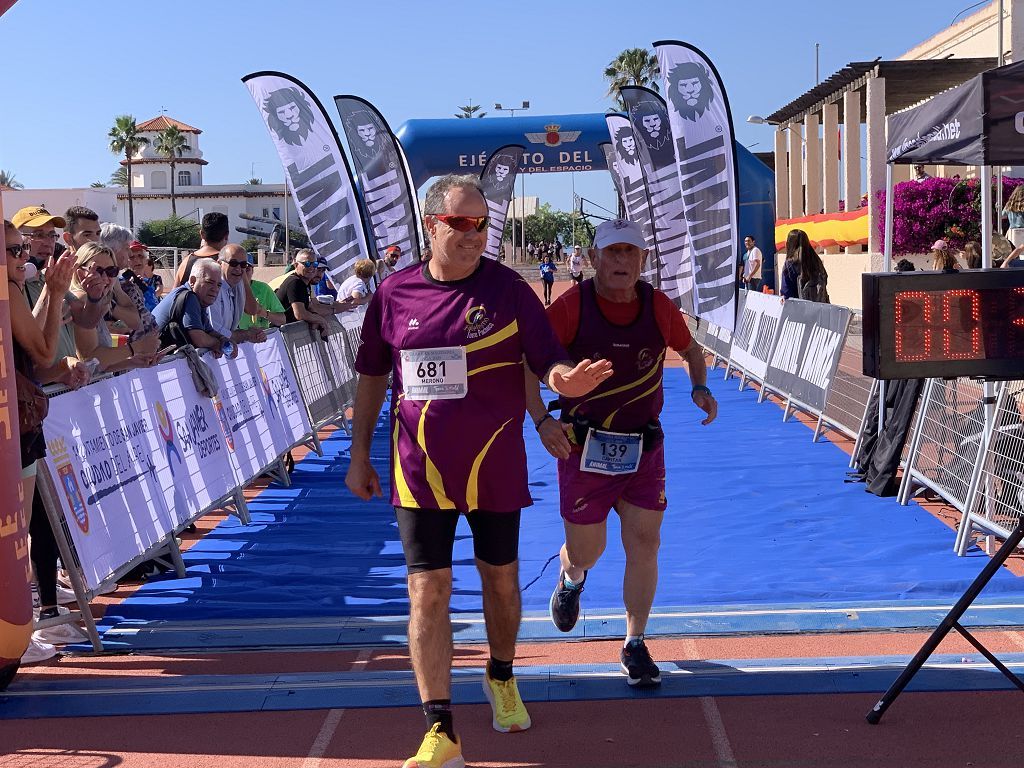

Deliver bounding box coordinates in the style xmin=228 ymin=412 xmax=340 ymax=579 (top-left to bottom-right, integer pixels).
xmin=395 ymin=507 xmax=522 ymax=573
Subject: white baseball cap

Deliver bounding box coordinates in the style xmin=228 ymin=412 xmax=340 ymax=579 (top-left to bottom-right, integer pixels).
xmin=594 ymin=218 xmax=646 ymax=250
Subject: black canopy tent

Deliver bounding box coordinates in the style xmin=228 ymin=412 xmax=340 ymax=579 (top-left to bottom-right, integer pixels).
xmin=868 ymin=60 xmax=1024 ymax=727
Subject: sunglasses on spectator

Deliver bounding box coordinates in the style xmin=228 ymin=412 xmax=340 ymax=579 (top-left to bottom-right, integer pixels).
xmin=297 ymin=259 xmax=318 ymax=266
xmin=221 ymin=259 xmax=248 ymax=269
xmin=25 ymin=231 xmax=59 ymax=241
xmin=6 ymin=243 xmax=31 ymax=257
xmin=89 ymin=265 xmax=120 ymax=278
xmin=432 ymin=214 xmax=489 ymax=233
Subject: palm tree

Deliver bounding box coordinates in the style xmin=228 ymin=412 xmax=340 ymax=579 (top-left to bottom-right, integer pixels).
xmin=153 ymin=125 xmax=190 ymax=217
xmin=246 ymin=177 xmax=263 ymax=185
xmin=108 ymin=115 xmax=149 ymax=230
xmin=0 ymin=169 xmax=24 ymax=189
xmin=90 ymin=181 xmax=106 ymax=188
xmin=454 ymin=101 xmax=486 ymax=119
xmin=604 ymin=48 xmax=660 ymax=110
xmin=109 ymin=167 xmax=128 ymax=186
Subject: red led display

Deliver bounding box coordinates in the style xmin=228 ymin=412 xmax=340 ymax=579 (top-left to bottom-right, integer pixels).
xmin=863 ymin=271 xmax=1024 ymax=379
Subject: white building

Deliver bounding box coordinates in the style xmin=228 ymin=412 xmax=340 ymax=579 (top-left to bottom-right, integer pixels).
xmin=1 ymin=115 xmax=299 ymax=249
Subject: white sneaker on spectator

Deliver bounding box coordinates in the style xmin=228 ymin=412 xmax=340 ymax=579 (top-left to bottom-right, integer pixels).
xmin=34 ymin=621 xmax=89 ymax=646
xmin=55 ymin=586 xmax=79 ymax=605
xmin=21 ymin=635 xmax=57 ymax=664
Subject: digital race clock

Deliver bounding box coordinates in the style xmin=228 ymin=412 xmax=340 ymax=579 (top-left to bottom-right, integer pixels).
xmin=862 ymin=270 xmax=1024 ymax=380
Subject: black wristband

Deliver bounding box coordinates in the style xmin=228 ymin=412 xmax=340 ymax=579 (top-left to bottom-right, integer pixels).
xmin=692 ymin=384 xmax=713 ymax=397
xmin=535 ymin=413 xmax=554 ymax=431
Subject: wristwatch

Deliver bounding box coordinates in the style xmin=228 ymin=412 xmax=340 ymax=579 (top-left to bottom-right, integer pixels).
xmin=692 ymin=384 xmax=713 ymax=397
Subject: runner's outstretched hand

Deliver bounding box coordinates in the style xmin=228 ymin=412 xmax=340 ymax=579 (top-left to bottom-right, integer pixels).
xmin=548 ymin=358 xmax=613 ymax=398
xmin=346 ymin=458 xmax=383 ymax=501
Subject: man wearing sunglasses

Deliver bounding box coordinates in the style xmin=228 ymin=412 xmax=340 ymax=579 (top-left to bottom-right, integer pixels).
xmin=528 ymin=218 xmax=718 ymax=689
xmin=13 ymin=205 xmax=110 ymax=350
xmin=346 ymin=174 xmax=613 ymax=768
xmin=208 ymin=244 xmax=267 ymax=348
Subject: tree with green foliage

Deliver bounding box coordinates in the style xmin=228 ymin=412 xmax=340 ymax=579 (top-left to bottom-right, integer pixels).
xmin=109 ymin=167 xmax=128 ymax=186
xmin=239 ymin=237 xmax=263 ymax=254
xmin=137 ymin=216 xmax=201 ymax=250
xmin=108 ymin=115 xmax=149 ymax=230
xmin=0 ymin=169 xmax=24 ymax=189
xmin=503 ymin=203 xmax=595 ymax=260
xmin=455 ymin=101 xmax=486 ymax=118
xmin=90 ymin=181 xmax=106 ymax=188
xmin=246 ymin=177 xmax=263 ymax=185
xmin=153 ymin=125 xmax=190 ymax=217
xmin=604 ymin=48 xmax=660 ymax=110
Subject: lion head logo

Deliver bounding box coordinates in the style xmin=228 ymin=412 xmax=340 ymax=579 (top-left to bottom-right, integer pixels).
xmin=492 ymin=152 xmax=518 ymax=185
xmin=262 ymin=87 xmax=316 ymax=146
xmin=613 ymin=126 xmax=638 ymax=165
xmin=628 ymin=98 xmax=671 ymax=154
xmin=667 ymin=61 xmax=715 ymax=121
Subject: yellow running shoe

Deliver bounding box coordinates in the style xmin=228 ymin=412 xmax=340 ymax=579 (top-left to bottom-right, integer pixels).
xmin=402 ymin=723 xmax=464 ymax=768
xmin=482 ymin=672 xmax=532 ymax=733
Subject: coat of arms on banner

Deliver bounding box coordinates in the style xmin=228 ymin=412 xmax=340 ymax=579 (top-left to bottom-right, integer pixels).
xmin=48 ymin=438 xmax=89 ymax=534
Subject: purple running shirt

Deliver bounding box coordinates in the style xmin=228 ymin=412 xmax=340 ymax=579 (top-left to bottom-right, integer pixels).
xmin=356 ymin=258 xmax=567 ymax=512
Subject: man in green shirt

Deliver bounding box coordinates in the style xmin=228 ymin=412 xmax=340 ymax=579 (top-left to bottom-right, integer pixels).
xmin=239 ymin=260 xmax=287 ymax=330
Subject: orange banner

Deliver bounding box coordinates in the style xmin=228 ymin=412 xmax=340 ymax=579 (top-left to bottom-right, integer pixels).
xmin=775 ymin=208 xmax=869 ymax=250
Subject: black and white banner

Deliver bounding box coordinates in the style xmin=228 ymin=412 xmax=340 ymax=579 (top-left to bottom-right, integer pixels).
xmin=479 ymin=144 xmax=524 ymax=260
xmin=335 ymin=95 xmax=421 ymax=267
xmin=655 ymin=41 xmax=738 ymax=331
xmin=728 ymin=291 xmax=784 ymax=382
xmin=243 ymin=72 xmax=373 ymax=286
xmin=599 ymin=141 xmax=625 ymax=204
xmin=603 ymin=115 xmax=658 ymax=283
xmin=619 ymin=87 xmax=695 ymax=314
xmin=763 ymin=300 xmax=851 ymax=413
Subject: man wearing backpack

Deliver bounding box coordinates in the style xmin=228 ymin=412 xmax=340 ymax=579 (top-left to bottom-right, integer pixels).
xmin=152 ymin=258 xmax=232 ymax=355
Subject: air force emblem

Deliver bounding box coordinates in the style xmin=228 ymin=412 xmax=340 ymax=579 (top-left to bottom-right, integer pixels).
xmin=525 ymin=124 xmax=581 ymax=148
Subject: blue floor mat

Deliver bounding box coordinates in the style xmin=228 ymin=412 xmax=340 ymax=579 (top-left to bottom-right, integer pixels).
xmin=103 ymin=368 xmax=1023 ymax=627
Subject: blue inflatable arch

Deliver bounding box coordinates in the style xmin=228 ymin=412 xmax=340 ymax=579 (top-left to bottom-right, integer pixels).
xmin=395 ymin=112 xmax=777 ymax=283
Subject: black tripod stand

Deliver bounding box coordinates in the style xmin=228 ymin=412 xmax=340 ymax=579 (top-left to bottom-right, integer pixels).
xmin=866 ymin=517 xmax=1024 ymax=724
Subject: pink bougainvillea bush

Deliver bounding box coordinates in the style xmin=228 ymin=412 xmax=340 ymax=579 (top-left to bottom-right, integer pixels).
xmin=876 ymin=176 xmax=1024 ymax=255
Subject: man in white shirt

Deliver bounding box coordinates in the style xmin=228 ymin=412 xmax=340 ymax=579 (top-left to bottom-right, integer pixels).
xmin=741 ymin=235 xmax=762 ymax=292
xmin=209 ymin=244 xmax=265 ymax=346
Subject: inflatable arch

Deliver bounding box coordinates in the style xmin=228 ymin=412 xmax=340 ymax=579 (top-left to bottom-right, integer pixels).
xmin=395 ymin=112 xmax=777 ymax=283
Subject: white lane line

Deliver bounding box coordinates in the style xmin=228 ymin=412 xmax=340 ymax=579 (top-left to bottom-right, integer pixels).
xmin=301 ymin=649 xmax=370 ymax=767
xmin=302 ymin=708 xmax=344 ymax=767
xmin=700 ymin=696 xmax=738 ymax=768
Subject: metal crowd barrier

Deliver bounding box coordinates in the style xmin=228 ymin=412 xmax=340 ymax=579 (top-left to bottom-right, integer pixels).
xmin=33 ymin=317 xmax=363 ymax=652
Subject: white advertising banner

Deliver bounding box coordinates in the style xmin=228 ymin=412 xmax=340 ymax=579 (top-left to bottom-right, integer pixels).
xmin=42 ymin=373 xmax=176 ymax=589
xmin=149 ymin=358 xmax=238 ymax=528
xmin=253 ymin=332 xmax=312 ymax=456
xmin=209 ymin=345 xmax=283 ymax=484
xmin=728 ymin=291 xmax=785 ymax=382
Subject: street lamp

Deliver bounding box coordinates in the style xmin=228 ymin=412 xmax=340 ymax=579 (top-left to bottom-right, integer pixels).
xmin=494 ymin=100 xmax=530 ymax=118
xmin=495 ymin=100 xmax=531 ymax=263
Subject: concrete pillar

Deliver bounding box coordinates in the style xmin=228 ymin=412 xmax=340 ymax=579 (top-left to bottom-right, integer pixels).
xmin=842 ymin=89 xmax=862 ymax=254
xmin=804 ymin=113 xmax=822 ymax=217
xmin=788 ymin=124 xmax=803 ymax=218
xmin=822 ymin=103 xmax=840 ymax=254
xmin=774 ymin=127 xmax=790 ymax=220
xmin=866 ymin=75 xmax=887 ymax=255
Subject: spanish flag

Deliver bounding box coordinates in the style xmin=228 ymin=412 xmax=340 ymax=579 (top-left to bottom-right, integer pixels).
xmin=775 ymin=208 xmax=869 ymax=251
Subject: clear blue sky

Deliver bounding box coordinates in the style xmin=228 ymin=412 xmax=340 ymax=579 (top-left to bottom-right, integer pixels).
xmin=0 ymin=0 xmax=995 ymax=220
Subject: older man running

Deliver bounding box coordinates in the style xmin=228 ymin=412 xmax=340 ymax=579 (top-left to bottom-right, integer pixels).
xmin=527 ymin=218 xmax=718 ymax=688
xmin=346 ymin=174 xmax=611 ymax=768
